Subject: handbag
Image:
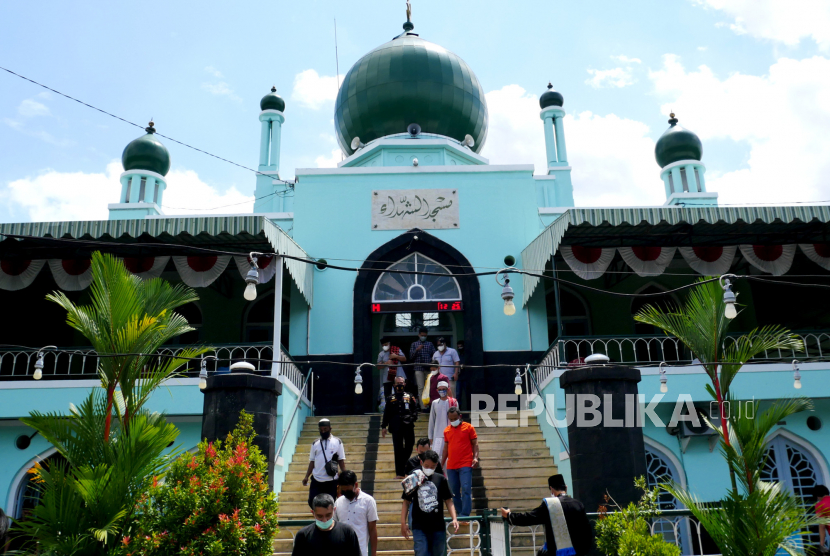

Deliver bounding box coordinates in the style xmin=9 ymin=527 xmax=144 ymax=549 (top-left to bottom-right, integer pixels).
xmin=320 ymin=439 xmax=340 ymax=477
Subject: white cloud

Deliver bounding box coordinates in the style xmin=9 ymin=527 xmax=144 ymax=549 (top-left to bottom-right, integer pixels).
xmin=4 ymin=161 xmax=252 ymax=222
xmin=692 ymin=0 xmax=830 ymax=49
xmin=586 ymin=67 xmax=636 ymax=88
xmin=18 ymin=99 xmax=50 ymax=117
xmin=4 ymin=118 xmax=73 ymax=147
xmin=201 ymin=81 xmax=241 ymax=102
xmin=315 ymin=148 xmax=342 ymax=168
xmin=612 ymin=55 xmax=642 ymax=64
xmin=291 ymin=69 xmax=343 ymax=110
xmin=649 ymin=54 xmax=830 ymax=204
xmin=482 ymin=85 xmax=664 ymax=207
xmin=204 ymin=65 xmax=224 ymax=78
xmin=697 ymin=46 xmax=708 ymax=51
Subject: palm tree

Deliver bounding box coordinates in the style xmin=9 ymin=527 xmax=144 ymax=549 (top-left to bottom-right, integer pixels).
xmin=666 ymin=398 xmax=827 ymax=556
xmin=634 ymin=278 xmax=802 ymax=487
xmin=13 ymin=252 xmax=211 ymax=554
xmin=46 ymin=251 xmax=210 ymax=439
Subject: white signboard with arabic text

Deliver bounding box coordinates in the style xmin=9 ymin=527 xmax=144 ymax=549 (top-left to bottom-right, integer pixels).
xmin=371 ymin=189 xmax=459 ymax=230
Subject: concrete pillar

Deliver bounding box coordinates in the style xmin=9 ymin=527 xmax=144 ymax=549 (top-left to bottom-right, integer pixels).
xmin=269 ymin=116 xmax=283 ymax=174
xmin=544 ymin=116 xmax=558 ymax=168
xmin=201 ymin=373 xmax=282 ymax=490
xmin=559 ymin=364 xmax=646 ymax=512
xmin=671 ymin=167 xmax=683 ymax=194
xmin=259 ymin=119 xmax=271 ymax=167
xmin=122 ymin=175 xmax=133 ymax=203
xmin=685 ymin=164 xmax=698 ymax=192
xmin=554 ymin=115 xmax=568 ymax=163
xmin=697 ymin=166 xmax=706 ymax=191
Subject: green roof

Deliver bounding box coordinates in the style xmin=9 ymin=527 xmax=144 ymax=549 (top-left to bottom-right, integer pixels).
xmin=521 ymin=205 xmax=830 ymax=306
xmin=0 ymin=216 xmax=313 ymax=306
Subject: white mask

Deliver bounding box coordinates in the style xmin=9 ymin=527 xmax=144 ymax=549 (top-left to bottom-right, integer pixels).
xmin=382 ymin=345 xmax=390 ymax=352
xmin=439 ymin=390 xmax=448 ymax=398
xmin=419 ymin=336 xmax=427 ymax=341
xmin=423 ymin=467 xmax=435 ymax=477
xmin=430 ymin=369 xmax=439 ymax=375
xmin=450 ymin=419 xmax=461 ymax=427
xmin=438 ymin=345 xmax=446 ymax=352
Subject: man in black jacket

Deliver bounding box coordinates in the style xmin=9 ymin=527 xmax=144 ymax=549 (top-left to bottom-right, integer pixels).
xmin=382 ymin=376 xmax=420 ymax=479
xmin=404 ymin=438 xmax=445 ymax=477
xmin=499 ymin=474 xmax=592 ymax=556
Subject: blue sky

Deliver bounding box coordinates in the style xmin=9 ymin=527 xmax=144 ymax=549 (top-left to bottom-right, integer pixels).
xmin=2 ymin=0 xmax=830 ymax=222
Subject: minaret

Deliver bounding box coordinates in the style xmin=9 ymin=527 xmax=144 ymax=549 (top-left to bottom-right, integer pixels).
xmin=109 ymin=121 xmax=171 ymax=220
xmin=654 ymin=113 xmax=717 ymax=206
xmin=254 ymin=86 xmax=292 ymax=213
xmin=536 ymin=83 xmax=574 ymax=213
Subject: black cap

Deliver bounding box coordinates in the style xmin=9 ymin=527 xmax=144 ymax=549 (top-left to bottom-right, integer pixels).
xmin=548 ymin=474 xmax=567 ymax=490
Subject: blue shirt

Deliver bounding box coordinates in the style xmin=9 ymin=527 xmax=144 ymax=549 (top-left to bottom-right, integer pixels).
xmin=432 ymin=348 xmax=460 ymax=379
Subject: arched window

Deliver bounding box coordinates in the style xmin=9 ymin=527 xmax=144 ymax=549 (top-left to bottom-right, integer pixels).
xmin=545 ymin=286 xmax=590 ymax=345
xmin=13 ymin=451 xmax=67 ymax=519
xmin=372 ymin=253 xmax=461 ymax=303
xmin=645 ymin=445 xmax=689 ymax=553
xmin=761 ymin=433 xmax=826 ymax=547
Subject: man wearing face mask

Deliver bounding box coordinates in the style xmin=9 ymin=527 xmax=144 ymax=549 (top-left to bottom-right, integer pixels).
xmin=409 ymin=327 xmax=436 ymax=409
xmin=404 ymin=438 xmax=445 ymax=477
xmin=441 ymin=407 xmax=478 ymax=518
xmin=303 ymin=419 xmax=347 ymax=508
xmin=401 ymin=450 xmax=458 ymax=556
xmin=381 ymin=377 xmax=420 ymax=479
xmin=432 ymin=337 xmax=460 ymax=396
xmin=292 ymin=493 xmax=362 ymax=556
xmin=334 ymin=470 xmax=378 ymax=556
xmin=425 ymin=360 xmax=451 ymax=407
xmin=428 ymin=381 xmax=457 ymax=462
xmin=377 ymin=336 xmax=406 ymax=402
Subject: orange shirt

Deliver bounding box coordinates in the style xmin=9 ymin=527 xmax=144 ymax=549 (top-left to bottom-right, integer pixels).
xmin=443 ymin=421 xmax=477 ymax=469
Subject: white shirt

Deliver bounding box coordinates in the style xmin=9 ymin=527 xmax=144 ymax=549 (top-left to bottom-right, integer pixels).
xmin=428 ymin=396 xmax=453 ymax=441
xmin=432 ymin=348 xmax=460 ymax=379
xmin=334 ymin=490 xmax=378 ymax=556
xmin=308 ymin=436 xmax=346 ymax=483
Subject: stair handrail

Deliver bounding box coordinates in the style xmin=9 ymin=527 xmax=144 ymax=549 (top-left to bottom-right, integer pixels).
xmin=524 ymin=363 xmax=570 ymax=456
xmin=275 ymin=368 xmax=313 ymax=465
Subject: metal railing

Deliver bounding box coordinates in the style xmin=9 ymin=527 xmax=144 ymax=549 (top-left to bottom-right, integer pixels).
xmin=0 ymin=342 xmax=306 ymax=394
xmin=534 ymin=331 xmax=830 ymax=373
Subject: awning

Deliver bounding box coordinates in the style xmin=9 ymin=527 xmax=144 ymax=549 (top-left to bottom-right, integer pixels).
xmin=0 ymin=216 xmax=313 ymax=306
xmin=521 ymin=205 xmax=830 ymax=306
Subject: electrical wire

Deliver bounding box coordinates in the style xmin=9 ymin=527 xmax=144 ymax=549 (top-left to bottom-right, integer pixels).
xmin=0 ymin=65 xmax=295 ymax=186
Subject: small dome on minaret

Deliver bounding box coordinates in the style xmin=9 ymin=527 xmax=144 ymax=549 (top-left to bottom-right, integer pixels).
xmin=121 ymin=121 xmax=171 ymax=176
xmin=260 ymin=86 xmax=286 ymax=112
xmin=655 ymin=113 xmax=702 ymax=168
xmin=540 ymin=83 xmax=564 ymax=109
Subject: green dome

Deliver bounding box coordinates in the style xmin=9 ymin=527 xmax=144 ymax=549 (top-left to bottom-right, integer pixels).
xmin=260 ymin=86 xmax=285 ymax=112
xmin=655 ymin=114 xmax=702 ymax=168
xmin=539 ymin=83 xmax=564 ymax=109
xmin=121 ymin=123 xmax=170 ymax=176
xmin=334 ymin=27 xmax=488 ymax=156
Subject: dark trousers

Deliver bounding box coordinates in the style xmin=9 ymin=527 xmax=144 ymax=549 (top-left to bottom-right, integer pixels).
xmin=392 ymin=425 xmax=415 ymax=476
xmin=455 ymin=379 xmax=468 ymax=411
xmin=308 ymin=476 xmax=338 ymax=508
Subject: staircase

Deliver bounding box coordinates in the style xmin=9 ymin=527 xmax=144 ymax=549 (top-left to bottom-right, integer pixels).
xmin=275 ymin=412 xmax=556 ymax=555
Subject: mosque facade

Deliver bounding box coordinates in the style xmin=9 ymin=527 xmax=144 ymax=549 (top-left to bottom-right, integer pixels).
xmin=2 ymin=15 xmax=830 ymax=527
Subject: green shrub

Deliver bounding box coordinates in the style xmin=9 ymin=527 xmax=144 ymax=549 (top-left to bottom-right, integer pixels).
xmin=594 ymin=477 xmax=681 ymax=556
xmin=118 ymin=412 xmax=278 ymax=556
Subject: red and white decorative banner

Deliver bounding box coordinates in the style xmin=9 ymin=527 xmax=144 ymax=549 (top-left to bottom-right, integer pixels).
xmin=0 ymin=259 xmax=45 ymax=291
xmin=172 ymin=255 xmax=230 ymax=287
xmin=123 ymin=256 xmax=170 ymax=280
xmin=618 ymin=247 xmax=677 ymax=277
xmin=48 ymin=258 xmax=93 ymax=291
xmin=560 ymin=246 xmax=615 ymax=280
xmin=234 ymin=255 xmax=277 ymax=284
xmin=678 ymin=246 xmax=737 ymax=276
xmin=799 ymin=244 xmax=830 ymax=271
xmin=739 ymin=245 xmax=795 ymax=275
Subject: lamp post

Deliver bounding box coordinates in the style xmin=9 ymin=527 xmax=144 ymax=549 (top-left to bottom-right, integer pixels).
xmin=243 ymin=254 xmax=260 ymax=301
xmin=495 ymin=267 xmax=517 ymax=316
xmin=513 ymin=368 xmax=523 ymax=396
xmin=199 ymin=355 xmax=218 ymax=390
xmin=659 ymin=361 xmax=668 ymax=393
xmin=354 ymin=363 xmax=372 ymax=394
xmin=792 ymin=360 xmax=802 ymax=389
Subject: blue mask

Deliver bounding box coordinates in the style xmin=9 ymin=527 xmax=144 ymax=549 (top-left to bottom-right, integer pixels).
xmin=316 ymin=518 xmax=334 ymax=530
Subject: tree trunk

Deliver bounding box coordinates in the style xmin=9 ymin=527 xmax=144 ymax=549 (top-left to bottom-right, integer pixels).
xmin=103 ymin=384 xmax=115 ymax=441
xmin=712 ymin=372 xmax=738 ymax=492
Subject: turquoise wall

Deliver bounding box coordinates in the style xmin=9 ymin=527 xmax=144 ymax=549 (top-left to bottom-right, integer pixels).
xmin=292 ymin=167 xmax=546 ymax=355
xmin=273 ymin=377 xmax=312 ymax=496
xmin=534 ymin=367 xmax=830 ymax=503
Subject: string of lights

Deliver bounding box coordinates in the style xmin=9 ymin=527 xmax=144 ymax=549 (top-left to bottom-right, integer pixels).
xmin=0 ymin=65 xmax=295 ymax=186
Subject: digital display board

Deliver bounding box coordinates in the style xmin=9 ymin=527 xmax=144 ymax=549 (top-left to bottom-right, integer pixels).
xmin=370 ymin=301 xmax=463 ymax=314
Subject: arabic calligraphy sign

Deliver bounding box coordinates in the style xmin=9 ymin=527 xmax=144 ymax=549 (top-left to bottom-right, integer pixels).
xmin=371 ymin=189 xmax=459 ymax=230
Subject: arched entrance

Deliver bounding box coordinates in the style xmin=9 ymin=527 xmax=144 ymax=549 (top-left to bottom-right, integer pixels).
xmin=353 ymin=230 xmax=482 ymax=414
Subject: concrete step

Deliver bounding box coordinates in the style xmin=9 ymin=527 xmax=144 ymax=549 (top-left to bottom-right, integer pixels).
xmin=280 ymin=464 xmax=557 ymax=485
xmin=293 ymin=438 xmax=550 ymax=453
xmin=273 ymin=534 xmax=480 ymax=552
xmin=278 ymin=496 xmax=546 ymax=516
